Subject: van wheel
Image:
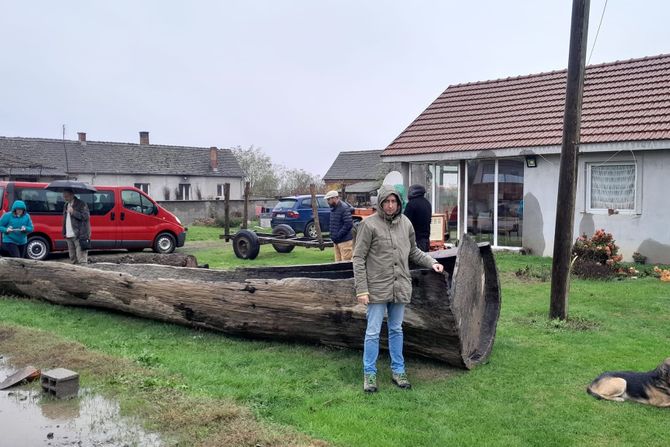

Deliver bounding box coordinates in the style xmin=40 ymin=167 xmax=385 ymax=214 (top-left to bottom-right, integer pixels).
xmin=304 ymin=221 xmax=317 ymax=239
xmin=272 ymin=224 xmax=296 ymax=253
xmin=233 ymin=230 xmax=260 ymax=259
xmin=26 ymin=236 xmax=50 ymax=261
xmin=153 ymin=233 xmax=176 ymax=254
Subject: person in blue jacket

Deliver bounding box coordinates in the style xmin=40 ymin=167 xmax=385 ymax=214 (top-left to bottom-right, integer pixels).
xmin=0 ymin=200 xmax=34 ymax=258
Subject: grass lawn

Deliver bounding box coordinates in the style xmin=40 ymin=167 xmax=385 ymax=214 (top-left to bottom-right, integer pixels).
xmin=1 ymin=227 xmax=668 ymax=446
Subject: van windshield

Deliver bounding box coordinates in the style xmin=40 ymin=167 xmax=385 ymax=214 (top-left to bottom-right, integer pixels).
xmin=0 ymin=186 xmax=4 ymax=210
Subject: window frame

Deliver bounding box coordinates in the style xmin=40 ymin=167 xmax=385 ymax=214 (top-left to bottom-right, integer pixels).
xmin=585 ymin=161 xmax=639 ymax=215
xmin=134 ymin=183 xmax=150 ymax=194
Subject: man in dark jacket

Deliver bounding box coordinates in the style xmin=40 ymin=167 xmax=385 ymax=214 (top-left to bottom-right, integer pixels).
xmin=325 ymin=190 xmax=353 ymax=261
xmin=403 ymin=184 xmax=432 ymax=252
xmin=62 ymin=189 xmax=91 ymax=264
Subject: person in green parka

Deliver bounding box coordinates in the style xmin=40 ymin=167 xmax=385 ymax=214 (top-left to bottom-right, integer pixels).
xmin=0 ymin=200 xmax=34 ymax=258
xmin=353 ymin=185 xmax=444 ymax=393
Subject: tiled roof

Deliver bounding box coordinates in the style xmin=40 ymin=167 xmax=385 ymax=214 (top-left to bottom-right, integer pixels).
xmin=323 ymin=150 xmax=388 ymax=181
xmin=383 ymin=53 xmax=670 ymax=156
xmin=0 ymin=137 xmax=245 ymax=177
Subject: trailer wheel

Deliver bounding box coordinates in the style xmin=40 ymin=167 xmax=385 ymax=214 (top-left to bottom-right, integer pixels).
xmin=272 ymin=224 xmax=296 ymax=253
xmin=233 ymin=230 xmax=260 ymax=259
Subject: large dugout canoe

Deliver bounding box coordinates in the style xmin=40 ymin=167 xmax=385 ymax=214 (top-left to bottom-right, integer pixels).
xmin=0 ymin=236 xmax=501 ymax=369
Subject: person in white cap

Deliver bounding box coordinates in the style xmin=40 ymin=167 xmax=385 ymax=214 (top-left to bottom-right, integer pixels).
xmin=324 ymin=190 xmax=353 ymax=261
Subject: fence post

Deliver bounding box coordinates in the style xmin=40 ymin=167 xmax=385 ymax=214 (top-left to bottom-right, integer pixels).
xmin=224 ymin=183 xmax=230 ymax=238
xmin=310 ymin=184 xmax=324 ymax=250
xmin=243 ymin=181 xmax=250 ymax=229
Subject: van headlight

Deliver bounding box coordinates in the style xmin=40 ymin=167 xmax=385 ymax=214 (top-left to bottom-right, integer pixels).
xmin=175 ymin=216 xmax=182 ymax=225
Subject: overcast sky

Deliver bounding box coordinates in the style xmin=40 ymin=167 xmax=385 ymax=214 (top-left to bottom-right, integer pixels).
xmin=1 ymin=1 xmax=668 ymax=176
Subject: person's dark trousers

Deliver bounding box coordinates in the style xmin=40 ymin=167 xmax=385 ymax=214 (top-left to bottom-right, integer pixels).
xmin=416 ymin=237 xmax=430 ymax=252
xmin=2 ymin=242 xmax=27 ymax=258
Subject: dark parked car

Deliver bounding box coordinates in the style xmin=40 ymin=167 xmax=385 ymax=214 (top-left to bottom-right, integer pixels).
xmin=270 ymin=195 xmax=331 ymax=238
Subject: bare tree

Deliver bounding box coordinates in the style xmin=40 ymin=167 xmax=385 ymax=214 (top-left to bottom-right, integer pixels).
xmin=231 ymin=145 xmax=280 ymax=197
xmin=278 ymin=167 xmax=325 ymax=196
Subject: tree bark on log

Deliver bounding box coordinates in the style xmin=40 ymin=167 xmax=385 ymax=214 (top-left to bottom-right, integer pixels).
xmin=0 ymin=236 xmax=500 ymax=369
xmin=83 ymin=252 xmax=199 ymax=267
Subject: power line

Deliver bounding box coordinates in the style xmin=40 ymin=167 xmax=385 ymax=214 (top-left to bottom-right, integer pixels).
xmin=587 ymin=0 xmax=608 ymax=65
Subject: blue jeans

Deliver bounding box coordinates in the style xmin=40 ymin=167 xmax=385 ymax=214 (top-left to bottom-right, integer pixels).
xmin=363 ymin=302 xmax=406 ymax=375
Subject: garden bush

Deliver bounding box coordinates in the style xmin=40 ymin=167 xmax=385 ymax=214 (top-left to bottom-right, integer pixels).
xmin=571 ymin=229 xmax=623 ymax=279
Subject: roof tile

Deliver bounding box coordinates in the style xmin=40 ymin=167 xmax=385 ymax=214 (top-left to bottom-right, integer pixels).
xmin=383 ymin=54 xmax=670 ymax=156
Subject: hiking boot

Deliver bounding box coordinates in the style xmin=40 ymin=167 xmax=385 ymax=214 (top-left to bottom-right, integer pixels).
xmin=363 ymin=373 xmax=378 ymax=393
xmin=392 ymin=372 xmax=411 ymax=389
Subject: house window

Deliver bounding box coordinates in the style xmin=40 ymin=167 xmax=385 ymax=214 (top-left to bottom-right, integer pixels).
xmin=217 ymin=184 xmax=226 ymax=197
xmin=179 ymin=184 xmax=191 ymax=201
xmin=587 ymin=163 xmax=636 ymax=212
xmin=465 ymin=158 xmax=524 ymax=247
xmin=134 ymin=183 xmax=150 ymax=194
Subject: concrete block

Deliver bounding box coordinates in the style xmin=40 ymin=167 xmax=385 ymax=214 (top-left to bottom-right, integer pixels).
xmin=41 ymin=368 xmax=79 ymax=399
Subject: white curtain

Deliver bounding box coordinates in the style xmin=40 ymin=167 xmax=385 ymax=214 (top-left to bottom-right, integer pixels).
xmin=590 ymin=164 xmax=635 ymax=210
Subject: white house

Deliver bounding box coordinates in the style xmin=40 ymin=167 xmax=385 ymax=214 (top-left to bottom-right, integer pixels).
xmin=381 ymin=54 xmax=670 ymax=263
xmin=0 ymin=131 xmax=245 ymax=200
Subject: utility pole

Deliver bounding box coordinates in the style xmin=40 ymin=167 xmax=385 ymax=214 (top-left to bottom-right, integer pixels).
xmin=550 ymin=0 xmax=591 ymax=320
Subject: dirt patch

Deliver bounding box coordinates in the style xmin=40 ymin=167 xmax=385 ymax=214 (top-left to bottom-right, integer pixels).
xmin=0 ymin=324 xmax=327 ymax=447
xmin=410 ymin=359 xmax=463 ymax=382
xmin=512 ymin=314 xmax=601 ymax=332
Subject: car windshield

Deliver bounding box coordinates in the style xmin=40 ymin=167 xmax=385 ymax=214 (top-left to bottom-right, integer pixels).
xmin=273 ymin=199 xmax=297 ymax=211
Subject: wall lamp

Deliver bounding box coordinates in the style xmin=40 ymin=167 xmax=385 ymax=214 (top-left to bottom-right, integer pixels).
xmin=525 ymin=155 xmax=537 ymax=168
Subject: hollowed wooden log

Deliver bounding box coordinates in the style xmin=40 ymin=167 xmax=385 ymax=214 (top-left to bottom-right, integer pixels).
xmin=0 ymin=235 xmax=500 ymax=368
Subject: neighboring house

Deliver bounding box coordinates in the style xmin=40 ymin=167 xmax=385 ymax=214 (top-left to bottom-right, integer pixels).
xmin=381 ymin=53 xmax=670 ymax=263
xmin=0 ymin=131 xmax=246 ymax=200
xmin=323 ymin=149 xmax=399 ymax=206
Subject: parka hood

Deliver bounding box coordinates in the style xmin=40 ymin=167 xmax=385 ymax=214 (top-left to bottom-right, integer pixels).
xmin=377 ymin=185 xmax=402 ymax=220
xmin=408 ymin=184 xmax=426 ymax=199
xmin=10 ymin=200 xmax=27 ymax=213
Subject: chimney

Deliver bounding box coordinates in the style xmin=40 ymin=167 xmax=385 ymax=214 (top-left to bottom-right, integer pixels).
xmin=77 ymin=132 xmax=87 ymax=143
xmin=210 ymin=146 xmax=219 ymax=172
xmin=139 ymin=131 xmax=150 ymax=145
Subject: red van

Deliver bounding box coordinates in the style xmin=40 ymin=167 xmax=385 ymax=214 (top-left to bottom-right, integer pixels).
xmin=0 ymin=181 xmax=186 ymax=260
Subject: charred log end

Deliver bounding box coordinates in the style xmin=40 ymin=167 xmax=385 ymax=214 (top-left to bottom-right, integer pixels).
xmin=451 ymin=236 xmax=501 ymax=369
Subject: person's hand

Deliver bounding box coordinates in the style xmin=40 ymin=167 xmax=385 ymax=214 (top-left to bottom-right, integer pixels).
xmin=20 ymin=226 xmax=26 ymax=232
xmin=6 ymin=226 xmax=13 ymax=233
xmin=432 ymin=263 xmax=444 ymax=273
xmin=357 ymin=294 xmax=369 ymax=305
xmin=67 ymin=204 xmax=74 ymax=214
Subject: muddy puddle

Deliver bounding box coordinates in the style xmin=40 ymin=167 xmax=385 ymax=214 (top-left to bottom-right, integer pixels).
xmin=0 ymin=358 xmax=163 ymax=447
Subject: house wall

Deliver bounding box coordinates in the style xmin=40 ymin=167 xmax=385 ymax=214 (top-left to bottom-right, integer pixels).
xmin=524 ymin=149 xmax=670 ymax=263
xmin=74 ymin=174 xmax=245 ymax=201
xmin=158 ymin=199 xmax=277 ymax=226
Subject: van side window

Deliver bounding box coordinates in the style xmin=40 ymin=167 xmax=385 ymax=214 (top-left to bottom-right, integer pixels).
xmin=88 ymin=191 xmax=115 ymax=216
xmin=0 ymin=186 xmax=4 ymax=210
xmin=15 ymin=187 xmax=63 ymax=213
xmin=122 ymin=190 xmax=155 ymax=215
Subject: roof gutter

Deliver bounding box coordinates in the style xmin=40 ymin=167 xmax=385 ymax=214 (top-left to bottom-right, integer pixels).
xmin=380 ymin=139 xmax=670 ymax=162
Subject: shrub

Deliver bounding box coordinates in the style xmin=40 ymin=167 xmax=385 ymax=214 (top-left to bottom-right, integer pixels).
xmin=653 ymin=266 xmax=670 ymax=282
xmin=632 ymin=251 xmax=647 ymax=264
xmin=571 ymin=229 xmax=623 ymax=279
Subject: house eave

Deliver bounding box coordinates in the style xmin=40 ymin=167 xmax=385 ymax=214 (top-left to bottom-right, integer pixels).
xmin=381 ymin=139 xmax=670 ymax=163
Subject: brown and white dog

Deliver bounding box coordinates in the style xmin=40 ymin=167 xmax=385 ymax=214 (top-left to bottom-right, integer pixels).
xmin=587 ymin=358 xmax=670 ymax=407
